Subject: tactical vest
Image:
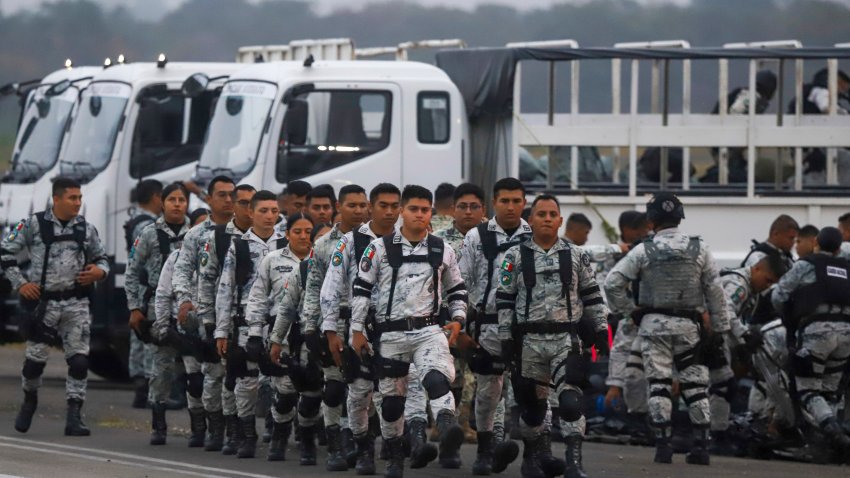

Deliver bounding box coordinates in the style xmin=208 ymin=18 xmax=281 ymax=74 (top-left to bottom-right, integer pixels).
xmin=381 ymin=234 xmax=444 ymax=319
xmin=142 ymin=228 xmax=185 ymax=304
xmin=123 ymin=213 xmax=154 ymax=254
xmin=740 ymin=240 xmax=793 ymax=269
xmin=35 ymin=212 xmax=88 ymax=292
xmin=638 ymin=236 xmax=703 ymax=310
xmin=353 ymin=229 xmax=372 ymax=265
xmin=519 ymin=239 xmax=572 ymax=319
xmin=212 ymin=224 xmax=233 ymax=272
xmin=477 ymin=222 xmax=531 ymax=310
xmin=788 ymin=254 xmax=850 ymax=324
xmin=232 ymin=237 xmax=288 ymax=325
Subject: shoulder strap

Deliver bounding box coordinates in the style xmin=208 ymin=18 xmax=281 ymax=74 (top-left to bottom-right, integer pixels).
xmin=233 ymin=238 xmax=253 ymax=288
xmin=276 ymin=237 xmax=289 ymax=249
xmin=520 ymin=243 xmax=536 ymax=318
xmin=478 ymin=223 xmax=498 ymax=261
xmin=213 ymin=224 xmax=230 ymax=270
xmin=353 ymin=230 xmax=372 ymax=262
xmin=35 ymin=212 xmax=53 ymax=246
xmin=558 ymin=241 xmax=574 ymax=321
xmin=382 ymin=234 xmax=401 ymax=317
xmin=427 ymin=234 xmax=445 ymax=315
xmin=155 ymin=229 xmax=174 ymax=268
xmin=299 ymin=259 xmax=310 ymax=290
xmin=123 ymin=214 xmax=151 ymax=252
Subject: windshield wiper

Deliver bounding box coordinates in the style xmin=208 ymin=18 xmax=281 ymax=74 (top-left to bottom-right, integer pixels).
xmin=60 ymin=160 xmax=96 ymax=179
xmin=196 ymin=164 xmax=236 ymax=178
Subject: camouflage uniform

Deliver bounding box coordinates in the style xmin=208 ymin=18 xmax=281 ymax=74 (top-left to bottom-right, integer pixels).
xmin=497 ymin=239 xmax=607 ymax=438
xmin=126 ymin=210 xmax=157 ymax=380
xmin=605 ymin=228 xmax=729 ymax=442
xmin=607 ymin=320 xmax=648 ymax=414
xmin=351 ymin=231 xmax=467 ymax=440
xmin=748 ymin=319 xmax=793 ymax=427
xmin=430 ymin=214 xmax=454 ymax=234
xmin=771 ymin=254 xmax=850 ymax=428
xmin=126 ymin=217 xmax=189 ymax=403
xmin=839 ymin=241 xmax=850 ymax=261
xmin=1 ymin=209 xmax=109 ymax=402
xmin=301 ymin=223 xmax=348 ymax=430
xmin=213 ymin=228 xmax=285 ymax=419
xmin=459 ymin=219 xmax=532 ymax=435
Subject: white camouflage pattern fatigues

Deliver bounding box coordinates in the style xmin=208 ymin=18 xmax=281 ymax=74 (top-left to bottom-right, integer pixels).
xmin=126 ymin=210 xmax=156 ymax=379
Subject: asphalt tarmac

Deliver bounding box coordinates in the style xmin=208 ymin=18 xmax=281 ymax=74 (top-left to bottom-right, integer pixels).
xmin=0 ymin=344 xmax=846 ymax=478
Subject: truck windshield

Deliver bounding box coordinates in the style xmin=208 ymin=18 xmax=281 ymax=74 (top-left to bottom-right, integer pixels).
xmin=4 ymin=85 xmax=77 ymax=183
xmin=196 ymin=81 xmax=276 ymax=180
xmin=60 ymin=82 xmax=131 ymax=182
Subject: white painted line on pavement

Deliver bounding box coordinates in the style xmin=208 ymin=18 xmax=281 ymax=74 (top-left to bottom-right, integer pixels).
xmin=0 ymin=441 xmax=225 ymax=478
xmin=0 ymin=436 xmax=277 ymax=478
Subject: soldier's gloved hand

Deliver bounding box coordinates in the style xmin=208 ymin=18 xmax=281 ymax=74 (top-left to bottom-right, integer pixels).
xmin=742 ymin=325 xmax=764 ymax=353
xmin=245 ymin=336 xmax=265 ymax=362
xmin=500 ymin=339 xmax=514 ymax=365
xmin=594 ymin=330 xmax=610 ymax=357
xmin=304 ymin=331 xmax=324 ymax=357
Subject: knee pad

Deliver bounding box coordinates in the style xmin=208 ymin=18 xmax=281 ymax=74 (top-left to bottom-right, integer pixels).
xmin=323 ymin=380 xmax=347 ymax=408
xmin=558 ymin=390 xmax=583 ymax=422
xmin=22 ymin=359 xmax=46 ymax=380
xmin=275 ymin=393 xmax=298 ymax=414
xmin=422 ymin=370 xmax=451 ymax=399
xmin=66 ymin=354 xmax=88 ymax=380
xmin=298 ymin=395 xmax=322 ymax=418
xmin=792 ymin=353 xmax=817 ymax=378
xmin=186 ymin=372 xmax=204 ymax=398
xmin=381 ymin=395 xmax=406 ymax=423
xmin=520 ymin=399 xmax=548 ymax=427
xmin=709 ymin=377 xmax=736 ymax=402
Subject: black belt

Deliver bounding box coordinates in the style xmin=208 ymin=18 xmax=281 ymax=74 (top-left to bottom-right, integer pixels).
xmin=376 ymin=316 xmax=439 ymax=333
xmin=42 ymin=286 xmax=91 ymax=301
xmin=638 ymin=307 xmax=702 ymax=322
xmin=477 ymin=313 xmax=498 ymax=325
xmin=516 ymin=321 xmax=577 ymax=335
xmin=340 ymin=307 xmax=352 ymax=320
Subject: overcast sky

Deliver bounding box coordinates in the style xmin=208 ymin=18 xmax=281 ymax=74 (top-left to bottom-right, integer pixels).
xmin=0 ymin=0 xmax=695 ymax=19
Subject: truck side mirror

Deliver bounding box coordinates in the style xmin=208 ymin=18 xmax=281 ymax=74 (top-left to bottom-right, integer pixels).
xmin=283 ymin=98 xmax=308 ymax=146
xmin=182 ymin=73 xmax=209 ymax=98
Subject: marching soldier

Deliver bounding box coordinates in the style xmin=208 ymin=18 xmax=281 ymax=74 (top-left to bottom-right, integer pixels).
xmin=6 ymin=177 xmax=109 ymax=436
xmin=496 ymin=194 xmax=608 ymax=478
xmin=350 ymin=185 xmax=468 ymax=478
xmin=605 ymin=192 xmax=729 ymax=466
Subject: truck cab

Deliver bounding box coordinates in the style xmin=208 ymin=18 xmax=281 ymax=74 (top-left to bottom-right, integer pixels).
xmin=192 ymin=59 xmax=467 ymax=194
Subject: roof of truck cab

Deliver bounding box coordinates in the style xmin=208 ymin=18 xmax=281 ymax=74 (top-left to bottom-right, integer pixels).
xmin=87 ymin=62 xmax=240 ymax=87
xmin=41 ymin=66 xmax=103 ymax=84
xmin=228 ymin=60 xmax=454 ymax=84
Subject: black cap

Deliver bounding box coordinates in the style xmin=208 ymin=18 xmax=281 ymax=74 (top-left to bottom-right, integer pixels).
xmin=646 ymin=192 xmax=685 ymax=223
xmin=756 ymin=70 xmax=777 ymax=100
xmin=817 ymin=226 xmax=843 ymax=253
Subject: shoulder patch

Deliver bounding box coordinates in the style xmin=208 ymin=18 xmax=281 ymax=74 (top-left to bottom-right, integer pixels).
xmin=501 ymin=256 xmax=514 ymax=272
xmin=499 ymin=269 xmax=512 ymax=286
xmin=335 ymin=237 xmax=347 ymax=253
xmin=7 ymin=220 xmax=24 ymax=240
xmin=332 ymin=251 xmax=344 ymax=267
xmin=581 ymin=251 xmax=591 ymax=267
xmin=731 ymin=286 xmax=746 ymax=304
xmin=360 ymin=244 xmax=375 ymax=272
xmin=200 ymin=252 xmax=209 ymax=267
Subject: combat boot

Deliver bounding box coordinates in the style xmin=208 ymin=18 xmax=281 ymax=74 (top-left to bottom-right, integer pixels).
xmin=564 ymin=435 xmax=588 ymax=478
xmin=686 ymin=428 xmax=711 ymax=465
xmin=222 ymin=414 xmax=240 ymax=455
xmin=538 ymin=431 xmax=565 ymax=477
xmin=150 ymin=402 xmax=167 ymax=445
xmin=520 ymin=436 xmax=546 ymax=478
xmin=355 ymin=433 xmax=377 ymax=475
xmin=268 ymin=420 xmax=291 ymax=461
xmin=205 ymin=410 xmax=225 ymax=451
xmin=822 ymin=418 xmax=850 ymax=452
xmin=491 ymin=435 xmax=519 ymax=474
xmin=408 ymin=418 xmax=438 ymax=468
xmin=263 ymin=411 xmax=273 ymax=444
xmin=64 ymin=399 xmax=91 ymax=436
xmin=237 ymin=415 xmax=257 ymax=458
xmin=299 ymin=425 xmax=318 ymax=465
xmin=131 ymin=376 xmax=148 ymax=409
xmin=384 ymin=437 xmax=405 ymax=478
xmin=188 ymin=407 xmax=206 ymax=447
xmin=459 ymin=402 xmax=477 ymax=444
xmin=342 ymin=427 xmax=357 ymax=467
xmin=653 ymin=425 xmax=673 ymax=464
xmin=508 ymin=406 xmax=522 ymax=440
xmin=326 ymin=424 xmax=349 ymax=471
xmin=14 ymin=390 xmax=38 ymax=433
xmin=472 ymin=431 xmax=494 ymax=475
xmin=436 ymin=409 xmax=464 ymax=469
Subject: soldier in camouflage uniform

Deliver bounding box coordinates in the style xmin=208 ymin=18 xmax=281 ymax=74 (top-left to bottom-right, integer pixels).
xmin=245 ymin=212 xmax=314 ymax=462
xmin=301 ymin=185 xmax=370 ymax=466
xmin=322 ymin=184 xmax=405 ymax=473
xmin=434 ymin=183 xmax=485 ymax=445
xmin=124 ymin=178 xmax=162 ymax=408
xmin=771 ymin=227 xmax=850 ymax=452
xmin=497 ymin=194 xmax=608 ymax=478
xmin=748 ymin=319 xmax=794 ymax=429
xmin=126 ymin=183 xmax=191 ymax=446
xmin=213 ymin=190 xmax=284 ymax=459
xmin=6 ymin=178 xmax=109 ymax=437
xmin=605 ymin=192 xmax=729 ymax=466
xmin=459 ymin=178 xmax=531 ymax=475
xmin=429 ymin=182 xmax=456 ymax=233
xmin=351 ymin=185 xmax=468 ymax=478
xmin=709 ymin=255 xmax=785 ymax=454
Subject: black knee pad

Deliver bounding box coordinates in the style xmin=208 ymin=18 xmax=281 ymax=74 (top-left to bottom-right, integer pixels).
xmin=520 ymin=399 xmax=548 ymax=427
xmin=422 ymin=370 xmax=451 ymax=399
xmin=298 ymin=395 xmax=322 ymax=418
xmin=558 ymin=390 xmax=583 ymax=422
xmin=22 ymin=359 xmax=46 ymax=379
xmin=275 ymin=393 xmax=298 ymax=414
xmin=66 ymin=354 xmax=88 ymax=380
xmin=186 ymin=372 xmax=203 ymax=398
xmin=709 ymin=377 xmax=736 ymax=402
xmin=381 ymin=395 xmax=406 ymax=423
xmin=323 ymin=380 xmax=347 ymax=407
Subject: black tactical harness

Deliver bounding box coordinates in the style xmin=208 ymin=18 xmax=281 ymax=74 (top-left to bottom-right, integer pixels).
xmin=785 ymin=254 xmax=850 ymax=335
